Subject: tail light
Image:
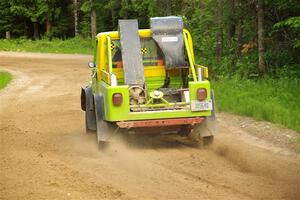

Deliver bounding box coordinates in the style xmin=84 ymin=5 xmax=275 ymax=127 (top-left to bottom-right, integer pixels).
xmin=197 ymin=88 xmax=207 ymax=101
xmin=112 ymin=93 xmax=123 ymax=105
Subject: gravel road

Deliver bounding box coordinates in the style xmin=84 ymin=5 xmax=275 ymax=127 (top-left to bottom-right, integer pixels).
xmin=1 ymin=52 xmax=299 ymax=200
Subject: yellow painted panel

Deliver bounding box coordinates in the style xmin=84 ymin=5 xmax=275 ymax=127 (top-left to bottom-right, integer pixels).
xmin=97 ymin=29 xmax=198 ymax=80
xmin=112 ymin=66 xmax=166 ymax=79
xmin=100 ymin=70 xmax=110 ymax=84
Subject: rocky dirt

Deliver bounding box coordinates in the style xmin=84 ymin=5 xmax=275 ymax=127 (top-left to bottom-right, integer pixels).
xmin=1 ymin=52 xmax=299 ymax=200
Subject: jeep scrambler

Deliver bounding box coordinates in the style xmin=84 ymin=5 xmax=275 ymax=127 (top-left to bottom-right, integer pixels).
xmin=81 ymin=16 xmax=216 ymax=146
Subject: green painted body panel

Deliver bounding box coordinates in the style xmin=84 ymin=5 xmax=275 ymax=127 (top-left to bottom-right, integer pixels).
xmin=94 ymin=80 xmax=212 ymax=122
xmin=97 ymin=81 xmax=130 ymax=121
xmin=90 ymin=29 xmax=213 ymax=123
xmin=189 ymin=80 xmax=211 ymax=100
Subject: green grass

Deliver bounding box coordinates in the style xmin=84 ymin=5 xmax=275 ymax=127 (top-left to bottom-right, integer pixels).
xmin=0 ymin=37 xmax=93 ymax=54
xmin=0 ymin=71 xmax=13 ymax=90
xmin=212 ymin=77 xmax=300 ymax=132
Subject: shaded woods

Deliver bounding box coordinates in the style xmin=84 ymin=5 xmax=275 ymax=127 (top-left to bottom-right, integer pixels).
xmin=0 ymin=0 xmax=299 ymax=78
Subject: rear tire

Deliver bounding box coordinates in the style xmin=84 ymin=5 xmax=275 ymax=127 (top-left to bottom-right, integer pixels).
xmin=189 ymin=119 xmax=215 ymax=146
xmin=202 ymin=135 xmax=214 ymax=146
xmin=82 ymin=85 xmax=96 ymax=133
xmin=178 ymin=125 xmax=192 ymax=137
xmin=188 ymin=134 xmax=214 ymax=146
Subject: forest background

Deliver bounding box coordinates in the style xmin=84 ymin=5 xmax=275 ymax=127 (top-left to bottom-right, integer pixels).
xmin=0 ymin=0 xmax=299 ymax=132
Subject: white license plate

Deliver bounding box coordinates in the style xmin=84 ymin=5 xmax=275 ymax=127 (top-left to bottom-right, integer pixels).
xmin=191 ymin=100 xmax=213 ymax=111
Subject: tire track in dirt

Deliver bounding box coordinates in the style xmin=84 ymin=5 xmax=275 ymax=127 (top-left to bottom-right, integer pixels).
xmin=1 ymin=52 xmax=299 ymax=200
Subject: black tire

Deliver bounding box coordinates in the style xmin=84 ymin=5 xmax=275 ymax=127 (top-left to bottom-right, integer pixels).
xmin=188 ymin=134 xmax=214 ymax=146
xmin=202 ymin=135 xmax=214 ymax=146
xmin=188 ymin=120 xmax=215 ymax=146
xmin=178 ymin=125 xmax=192 ymax=137
xmin=82 ymin=86 xmax=96 ymax=132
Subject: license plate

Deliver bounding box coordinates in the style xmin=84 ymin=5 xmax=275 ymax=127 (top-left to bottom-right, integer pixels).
xmin=191 ymin=100 xmax=213 ymax=111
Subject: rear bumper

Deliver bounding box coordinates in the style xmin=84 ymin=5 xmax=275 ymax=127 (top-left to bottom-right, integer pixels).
xmin=116 ymin=117 xmax=204 ymax=128
xmin=99 ymin=80 xmax=212 ymax=121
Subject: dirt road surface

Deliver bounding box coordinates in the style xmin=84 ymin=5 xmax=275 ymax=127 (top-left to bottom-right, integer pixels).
xmin=1 ymin=52 xmax=299 ymax=200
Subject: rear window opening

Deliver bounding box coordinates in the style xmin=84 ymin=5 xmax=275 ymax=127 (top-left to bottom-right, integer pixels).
xmin=111 ymin=38 xmax=165 ymax=68
xmin=109 ymin=36 xmax=191 ymax=110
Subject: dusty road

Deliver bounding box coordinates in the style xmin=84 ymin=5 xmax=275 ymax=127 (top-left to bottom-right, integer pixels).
xmin=0 ymin=52 xmax=299 ymax=200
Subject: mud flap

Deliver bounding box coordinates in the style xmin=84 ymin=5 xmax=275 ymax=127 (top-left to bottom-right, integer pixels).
xmin=193 ymin=89 xmax=218 ymax=138
xmin=210 ymin=89 xmax=216 ymax=121
xmin=194 ymin=118 xmax=218 ymax=138
xmin=81 ymin=85 xmax=96 ymax=131
xmin=94 ymin=93 xmax=114 ymax=142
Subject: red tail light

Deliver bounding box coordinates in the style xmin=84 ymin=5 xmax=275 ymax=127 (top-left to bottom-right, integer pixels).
xmin=112 ymin=93 xmax=123 ymax=105
xmin=197 ymin=88 xmax=207 ymax=101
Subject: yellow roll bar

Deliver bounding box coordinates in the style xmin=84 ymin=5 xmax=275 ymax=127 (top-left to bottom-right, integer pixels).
xmin=97 ymin=29 xmax=199 ymax=81
xmin=107 ymin=36 xmax=113 ymax=73
xmin=183 ymin=33 xmax=197 ymax=81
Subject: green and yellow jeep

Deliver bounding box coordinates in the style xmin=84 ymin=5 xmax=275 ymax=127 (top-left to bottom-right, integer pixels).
xmin=81 ymin=16 xmax=216 ymax=146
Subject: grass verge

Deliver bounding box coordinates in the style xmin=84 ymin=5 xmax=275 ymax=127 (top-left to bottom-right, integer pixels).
xmin=0 ymin=37 xmax=93 ymax=54
xmin=0 ymin=71 xmax=13 ymax=90
xmin=212 ymin=77 xmax=300 ymax=132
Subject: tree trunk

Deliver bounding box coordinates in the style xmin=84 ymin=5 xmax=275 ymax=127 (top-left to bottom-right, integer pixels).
xmin=229 ymin=0 xmax=243 ymax=73
xmin=231 ymin=19 xmax=243 ymax=74
xmin=166 ymin=0 xmax=171 ymax=15
xmin=24 ymin=19 xmax=29 ymax=38
xmin=74 ymin=0 xmax=78 ymax=36
xmin=228 ymin=0 xmax=236 ymax=39
xmin=46 ymin=19 xmax=51 ymax=33
xmin=156 ymin=0 xmax=171 ymax=16
xmin=90 ymin=0 xmax=97 ymax=39
xmin=111 ymin=0 xmax=121 ymax=29
xmin=33 ymin=22 xmax=39 ymax=40
xmin=216 ymin=0 xmax=223 ymax=61
xmin=91 ymin=9 xmax=97 ymax=39
xmin=121 ymin=0 xmax=129 ymax=19
xmin=257 ymin=0 xmax=266 ymax=74
xmin=6 ymin=31 xmax=11 ymax=39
